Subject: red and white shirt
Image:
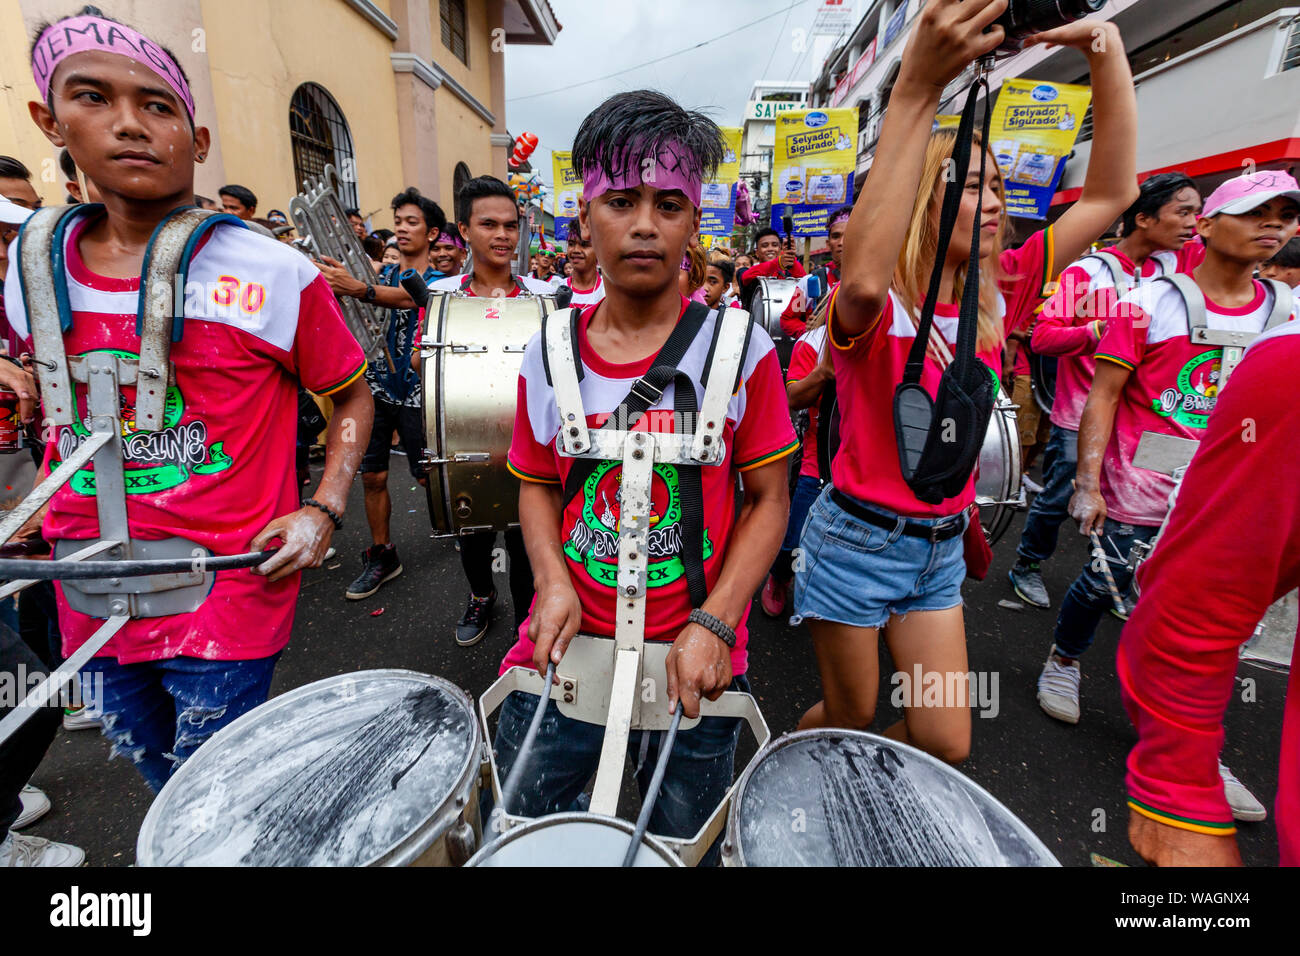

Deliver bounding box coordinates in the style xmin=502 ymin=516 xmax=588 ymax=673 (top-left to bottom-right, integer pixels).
xmin=3 ymin=211 xmax=366 ymax=663
xmin=828 ymin=230 xmax=1052 ymax=518
xmin=505 ymin=298 xmax=798 ymax=677
xmin=786 ymin=324 xmax=829 ymax=481
xmin=1033 ymin=247 xmax=1177 ymax=431
xmin=1119 ymin=321 xmax=1300 ymax=862
xmin=427 ymin=273 xmax=557 ymax=297
xmin=560 ymin=273 xmax=604 ymax=306
xmin=1095 ymin=278 xmax=1295 ymax=526
xmin=779 ymin=261 xmax=840 ymax=340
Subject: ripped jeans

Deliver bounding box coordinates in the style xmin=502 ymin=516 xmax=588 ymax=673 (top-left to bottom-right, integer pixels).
xmin=79 ymin=654 xmax=280 ymax=792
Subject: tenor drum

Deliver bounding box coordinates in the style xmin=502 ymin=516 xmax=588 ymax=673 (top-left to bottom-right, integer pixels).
xmin=722 ymin=730 xmax=1058 ymax=867
xmin=136 ymin=670 xmax=481 ymax=867
xmin=750 ymin=277 xmax=798 ymax=369
xmin=975 ymin=398 xmax=1023 ymax=546
xmin=421 ymin=292 xmax=555 ymax=534
xmin=466 ymin=813 xmax=681 ymax=867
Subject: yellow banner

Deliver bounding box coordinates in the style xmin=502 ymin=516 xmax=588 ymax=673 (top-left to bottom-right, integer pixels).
xmin=989 ymin=79 xmax=1093 ymax=219
xmin=771 ymin=108 xmax=859 ymax=236
xmin=552 ymin=150 xmax=581 ymax=223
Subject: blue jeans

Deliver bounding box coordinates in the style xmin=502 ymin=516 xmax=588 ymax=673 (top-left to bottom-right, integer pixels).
xmin=772 ymin=474 xmax=824 ymax=582
xmin=80 ymin=654 xmax=280 ymax=792
xmin=488 ymin=675 xmax=750 ymax=865
xmin=1052 ymin=517 xmax=1159 ymax=658
xmin=1016 ymin=424 xmax=1078 ymax=565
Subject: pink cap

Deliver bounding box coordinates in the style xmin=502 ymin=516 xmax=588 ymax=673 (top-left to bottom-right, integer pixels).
xmin=1201 ymin=171 xmax=1300 ymax=219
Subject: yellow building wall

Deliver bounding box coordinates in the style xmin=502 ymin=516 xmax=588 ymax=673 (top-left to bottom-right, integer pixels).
xmin=432 ymin=0 xmax=492 ymax=112
xmin=0 ymin=0 xmax=57 ymax=202
xmin=199 ymin=0 xmax=406 ymax=226
xmin=433 ymin=88 xmax=495 ymax=211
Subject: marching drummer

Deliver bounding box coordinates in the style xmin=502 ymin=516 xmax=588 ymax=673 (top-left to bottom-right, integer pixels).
xmin=775 ymin=204 xmax=852 ymax=340
xmin=497 ymin=89 xmax=796 ymax=860
xmin=427 ymin=175 xmax=551 ymax=646
xmin=792 ymin=0 xmax=1138 ymax=764
xmin=736 ymin=226 xmax=803 ymax=307
xmin=5 ymin=7 xmax=372 ymax=792
xmin=1040 ymin=173 xmax=1298 ymax=821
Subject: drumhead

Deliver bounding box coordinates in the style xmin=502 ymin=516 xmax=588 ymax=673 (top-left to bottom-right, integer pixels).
xmin=466 ymin=813 xmax=681 ymax=867
xmin=137 ymin=670 xmax=478 ymax=867
xmin=750 ymin=277 xmax=798 ymax=341
xmin=726 ymin=730 xmax=1058 ymax=867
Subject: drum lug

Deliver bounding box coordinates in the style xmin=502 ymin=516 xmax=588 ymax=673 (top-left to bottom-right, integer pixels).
xmin=451 ymin=344 xmax=488 ymax=354
xmin=422 ymin=452 xmax=489 ymax=466
xmin=447 ymin=818 xmax=477 ymax=867
xmin=502 ymin=345 xmax=527 ymax=353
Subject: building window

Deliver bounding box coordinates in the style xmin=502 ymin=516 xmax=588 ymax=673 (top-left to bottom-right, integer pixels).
xmin=289 ymin=82 xmax=357 ymax=208
xmin=453 ymin=162 xmax=472 ymax=199
xmin=441 ymin=0 xmax=468 ymax=66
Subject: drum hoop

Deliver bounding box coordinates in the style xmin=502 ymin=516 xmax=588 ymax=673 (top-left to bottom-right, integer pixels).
xmin=465 ymin=811 xmax=681 ymax=867
xmin=136 ymin=669 xmax=481 ymax=867
xmin=724 ymin=728 xmax=1058 ymax=867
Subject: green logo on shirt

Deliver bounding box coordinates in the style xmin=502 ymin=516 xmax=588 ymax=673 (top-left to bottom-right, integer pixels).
xmin=52 ymin=349 xmax=234 ymax=495
xmin=563 ymin=459 xmax=712 ymax=589
xmin=1151 ymin=351 xmax=1220 ymax=430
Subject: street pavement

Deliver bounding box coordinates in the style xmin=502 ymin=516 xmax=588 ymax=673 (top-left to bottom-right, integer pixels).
xmin=22 ymin=462 xmax=1287 ymax=866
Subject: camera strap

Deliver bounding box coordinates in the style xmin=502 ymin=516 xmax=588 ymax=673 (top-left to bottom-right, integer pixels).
xmin=891 ymin=74 xmax=997 ymax=505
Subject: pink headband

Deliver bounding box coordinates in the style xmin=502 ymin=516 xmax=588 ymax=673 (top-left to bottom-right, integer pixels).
xmin=436 ymin=231 xmax=465 ymax=249
xmin=581 ymin=141 xmax=703 ymax=207
xmin=31 ymin=15 xmax=195 ymax=121
xmin=829 ymin=209 xmax=852 ymax=227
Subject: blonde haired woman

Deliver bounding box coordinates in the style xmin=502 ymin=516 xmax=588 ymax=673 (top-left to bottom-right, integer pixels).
xmin=792 ymin=0 xmax=1138 ymax=763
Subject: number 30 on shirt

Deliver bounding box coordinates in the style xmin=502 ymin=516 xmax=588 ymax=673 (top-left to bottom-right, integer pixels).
xmin=211 ymin=274 xmax=267 ymax=314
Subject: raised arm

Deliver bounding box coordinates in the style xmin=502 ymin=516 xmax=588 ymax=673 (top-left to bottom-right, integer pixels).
xmin=837 ymin=0 xmax=1008 ymax=336
xmin=1026 ymin=20 xmax=1139 ymax=276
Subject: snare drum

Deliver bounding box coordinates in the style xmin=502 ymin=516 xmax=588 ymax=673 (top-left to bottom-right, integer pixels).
xmin=466 ymin=813 xmax=682 ymax=867
xmin=722 ymin=730 xmax=1058 ymax=866
xmin=975 ymin=398 xmax=1023 ymax=546
xmin=137 ymin=670 xmax=481 ymax=867
xmin=421 ymin=292 xmax=555 ymax=534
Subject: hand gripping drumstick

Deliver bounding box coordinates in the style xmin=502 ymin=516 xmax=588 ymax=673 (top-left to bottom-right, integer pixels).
xmin=1088 ymin=530 xmax=1130 ymax=618
xmin=621 ymin=703 xmax=683 ymax=867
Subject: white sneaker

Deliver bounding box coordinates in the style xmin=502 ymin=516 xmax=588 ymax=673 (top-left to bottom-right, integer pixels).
xmin=1023 ymin=475 xmax=1045 ymax=495
xmin=1219 ymin=761 xmax=1267 ymax=822
xmin=1037 ymin=648 xmax=1081 ymax=724
xmin=62 ymin=706 xmax=100 ymax=731
xmin=13 ymin=785 xmax=50 ymax=829
xmin=0 ymin=831 xmax=85 ymax=867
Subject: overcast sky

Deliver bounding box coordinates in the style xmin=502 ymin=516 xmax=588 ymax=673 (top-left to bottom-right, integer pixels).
xmin=503 ymin=0 xmax=844 ymax=192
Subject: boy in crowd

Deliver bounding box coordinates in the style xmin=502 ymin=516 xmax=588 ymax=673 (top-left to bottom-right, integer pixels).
xmin=428 ymin=176 xmax=551 ymax=644
xmin=701 ymin=256 xmax=734 ymax=309
xmin=429 ymin=229 xmax=466 ymax=278
xmin=1260 ymin=235 xmax=1300 ymax=296
xmin=318 ymin=189 xmax=446 ymax=600
xmin=1009 ymin=173 xmax=1200 ymax=609
xmin=218 ymin=183 xmax=257 ymax=220
xmin=737 ymin=226 xmax=804 ymax=306
xmin=557 ymin=219 xmax=603 ymax=305
xmin=9 ymin=7 xmax=372 ymax=797
xmin=498 ymin=90 xmax=794 ymax=859
xmin=777 ymin=205 xmax=851 ymax=338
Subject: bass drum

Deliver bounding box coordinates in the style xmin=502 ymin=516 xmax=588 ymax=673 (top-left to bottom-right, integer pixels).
xmin=466 ymin=813 xmax=682 ymax=868
xmin=1030 ymin=351 xmax=1057 ymax=416
xmin=975 ymin=398 xmax=1023 ymax=546
xmin=722 ymin=730 xmax=1058 ymax=866
xmin=422 ymin=292 xmax=555 ymax=535
xmin=136 ymin=671 xmax=482 ymax=866
xmin=749 ymin=277 xmax=798 ymax=370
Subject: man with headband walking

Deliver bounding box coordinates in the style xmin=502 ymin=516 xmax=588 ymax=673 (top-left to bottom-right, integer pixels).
xmin=493 ymin=90 xmax=796 ymax=861
xmin=6 ymin=7 xmax=372 ymax=796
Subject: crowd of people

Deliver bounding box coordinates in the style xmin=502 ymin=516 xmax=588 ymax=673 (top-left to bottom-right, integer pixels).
xmin=0 ymin=0 xmax=1298 ymax=870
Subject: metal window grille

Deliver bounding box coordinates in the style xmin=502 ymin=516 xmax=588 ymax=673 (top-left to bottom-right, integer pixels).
xmin=289 ymin=83 xmax=357 ymax=208
xmin=1283 ymin=17 xmax=1300 ymax=72
xmin=441 ymin=0 xmax=468 ymax=66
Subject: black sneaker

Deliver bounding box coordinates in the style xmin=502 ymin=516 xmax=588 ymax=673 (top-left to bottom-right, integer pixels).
xmin=345 ymin=544 xmax=402 ymax=600
xmin=456 ymin=591 xmax=496 ymax=646
xmin=1008 ymin=560 xmax=1050 ymax=608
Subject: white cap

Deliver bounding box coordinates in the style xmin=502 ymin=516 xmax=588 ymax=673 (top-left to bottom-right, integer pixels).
xmin=0 ymin=196 xmax=34 ymax=227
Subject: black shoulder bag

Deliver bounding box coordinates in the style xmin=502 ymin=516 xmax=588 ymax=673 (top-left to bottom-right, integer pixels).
xmin=892 ymin=76 xmax=996 ymax=505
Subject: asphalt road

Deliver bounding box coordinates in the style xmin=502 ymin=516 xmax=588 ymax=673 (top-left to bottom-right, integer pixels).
xmin=22 ymin=461 xmax=1287 ymax=867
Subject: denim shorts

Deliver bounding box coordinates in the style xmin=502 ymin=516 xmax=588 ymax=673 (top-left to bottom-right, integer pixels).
xmin=792 ymin=486 xmax=968 ymax=629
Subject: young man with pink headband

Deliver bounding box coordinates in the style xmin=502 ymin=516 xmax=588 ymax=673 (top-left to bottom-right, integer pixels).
xmin=5 ymin=8 xmax=372 ymax=805
xmin=495 ymin=90 xmax=795 ymax=861
xmin=429 ymin=229 xmax=465 ymax=278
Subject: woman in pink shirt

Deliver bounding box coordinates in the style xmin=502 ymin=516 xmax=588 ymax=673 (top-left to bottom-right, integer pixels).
xmin=791 ymin=0 xmax=1138 ymax=763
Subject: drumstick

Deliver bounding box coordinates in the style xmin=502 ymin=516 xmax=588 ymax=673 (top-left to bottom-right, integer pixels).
xmin=1088 ymin=530 xmax=1129 ymax=618
xmin=498 ymin=661 xmax=556 ymax=816
xmin=621 ymin=703 xmax=683 ymax=867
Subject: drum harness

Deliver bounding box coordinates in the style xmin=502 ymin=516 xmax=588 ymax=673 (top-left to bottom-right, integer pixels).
xmin=0 ymin=205 xmax=280 ymax=747
xmin=476 ymin=299 xmax=770 ymax=865
xmin=1098 ymin=275 xmax=1294 ymax=601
